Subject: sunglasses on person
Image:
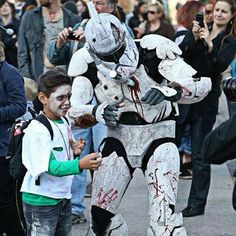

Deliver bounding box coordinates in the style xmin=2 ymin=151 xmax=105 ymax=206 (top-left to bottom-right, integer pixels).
xmin=205 ymin=10 xmax=212 ymax=15
xmin=147 ymin=10 xmax=158 ymax=15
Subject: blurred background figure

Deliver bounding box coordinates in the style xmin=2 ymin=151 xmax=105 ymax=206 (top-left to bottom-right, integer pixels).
xmin=0 ymin=41 xmax=26 ymax=236
xmin=0 ymin=0 xmax=20 ymax=67
xmin=118 ymin=0 xmax=134 ymax=23
xmin=204 ymin=0 xmax=216 ymax=26
xmin=175 ymin=0 xmax=205 ymax=45
xmin=174 ymin=0 xmax=205 ymax=179
xmin=76 ymin=0 xmax=89 ymax=20
xmin=128 ymin=0 xmax=147 ymax=38
xmin=63 ymin=0 xmax=78 ymax=15
xmin=14 ymin=0 xmax=37 ymax=19
xmin=136 ymin=2 xmax=174 ymax=39
xmin=178 ymin=0 xmax=236 ymax=217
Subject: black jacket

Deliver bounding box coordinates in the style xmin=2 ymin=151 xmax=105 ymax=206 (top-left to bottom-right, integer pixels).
xmin=0 ymin=17 xmax=20 ymax=67
xmin=177 ymin=30 xmax=236 ymax=124
xmin=0 ymin=61 xmax=27 ymax=157
xmin=202 ymin=112 xmax=236 ymax=210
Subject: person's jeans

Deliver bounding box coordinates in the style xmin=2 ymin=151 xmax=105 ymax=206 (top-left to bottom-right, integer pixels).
xmin=176 ymin=114 xmax=215 ymax=209
xmin=23 ymin=199 xmax=71 ymax=236
xmin=0 ymin=157 xmax=25 ymax=236
xmin=178 ymin=124 xmax=192 ymax=155
xmin=71 ymin=122 xmax=107 ymax=215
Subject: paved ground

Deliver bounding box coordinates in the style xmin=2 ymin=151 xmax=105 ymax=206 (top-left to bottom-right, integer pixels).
xmin=72 ymin=163 xmax=236 ymax=236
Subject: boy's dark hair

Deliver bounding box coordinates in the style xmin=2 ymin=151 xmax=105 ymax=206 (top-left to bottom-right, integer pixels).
xmin=38 ymin=68 xmax=72 ymax=98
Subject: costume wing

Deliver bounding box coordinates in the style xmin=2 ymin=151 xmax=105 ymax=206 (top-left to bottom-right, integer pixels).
xmin=140 ymin=34 xmax=182 ymax=60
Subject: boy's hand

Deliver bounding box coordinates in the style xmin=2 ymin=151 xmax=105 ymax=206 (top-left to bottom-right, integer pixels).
xmin=70 ymin=138 xmax=85 ymax=156
xmin=79 ymin=152 xmax=102 ymax=170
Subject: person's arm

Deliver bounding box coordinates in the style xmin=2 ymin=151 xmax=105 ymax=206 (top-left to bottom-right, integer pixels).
xmin=48 ymin=151 xmax=102 ymax=176
xmin=17 ymin=12 xmax=32 ymax=78
xmin=48 ymin=152 xmax=80 ymax=176
xmin=0 ymin=64 xmax=27 ymax=121
xmin=47 ymin=23 xmax=83 ymax=66
xmin=207 ymin=37 xmax=236 ymax=76
xmin=47 ymin=40 xmax=71 ymax=65
xmin=202 ymin=112 xmax=236 ymax=164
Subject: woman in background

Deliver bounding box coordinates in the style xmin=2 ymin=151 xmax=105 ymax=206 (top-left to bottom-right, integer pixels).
xmin=0 ymin=0 xmax=20 ymax=67
xmin=128 ymin=1 xmax=147 ymax=38
xmin=178 ymin=0 xmax=236 ymax=217
xmin=136 ymin=2 xmax=174 ymax=39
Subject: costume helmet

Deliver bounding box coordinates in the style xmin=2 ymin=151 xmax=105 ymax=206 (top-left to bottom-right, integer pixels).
xmin=84 ymin=2 xmax=139 ymax=78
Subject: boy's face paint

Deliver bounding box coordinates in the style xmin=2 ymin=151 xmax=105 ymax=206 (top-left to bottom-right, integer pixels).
xmin=44 ymin=85 xmax=72 ymax=120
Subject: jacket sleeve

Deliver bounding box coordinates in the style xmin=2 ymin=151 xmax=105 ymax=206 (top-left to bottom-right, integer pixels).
xmin=17 ymin=13 xmax=32 ymax=78
xmin=202 ymin=112 xmax=236 ymax=164
xmin=47 ymin=40 xmax=71 ymax=66
xmin=0 ymin=64 xmax=27 ymax=122
xmin=208 ymin=36 xmax=236 ymax=75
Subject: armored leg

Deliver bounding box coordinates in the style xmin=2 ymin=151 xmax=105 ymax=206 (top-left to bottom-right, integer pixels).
xmin=91 ymin=146 xmax=132 ymax=235
xmin=145 ymin=142 xmax=187 ymax=236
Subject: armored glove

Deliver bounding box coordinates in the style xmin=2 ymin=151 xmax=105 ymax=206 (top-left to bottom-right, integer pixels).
xmin=92 ymin=103 xmax=119 ymax=128
xmin=141 ymin=85 xmax=182 ymax=106
xmin=102 ymin=104 xmax=119 ymax=127
xmin=141 ymin=88 xmax=165 ymax=105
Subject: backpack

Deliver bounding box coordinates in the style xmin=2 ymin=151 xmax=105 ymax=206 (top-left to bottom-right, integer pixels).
xmin=8 ymin=114 xmax=54 ymax=182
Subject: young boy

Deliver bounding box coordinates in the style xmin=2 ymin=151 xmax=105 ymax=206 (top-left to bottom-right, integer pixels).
xmin=21 ymin=68 xmax=102 ymax=236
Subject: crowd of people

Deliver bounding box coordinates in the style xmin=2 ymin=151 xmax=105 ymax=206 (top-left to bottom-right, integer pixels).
xmin=1 ymin=0 xmax=236 ymax=235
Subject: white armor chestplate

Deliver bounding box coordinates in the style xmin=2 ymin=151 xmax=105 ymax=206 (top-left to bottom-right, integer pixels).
xmin=95 ymin=65 xmax=173 ymax=124
xmin=107 ymin=121 xmax=175 ymax=168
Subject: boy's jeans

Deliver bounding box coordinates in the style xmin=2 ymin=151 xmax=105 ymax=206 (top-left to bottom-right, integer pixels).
xmin=23 ymin=199 xmax=72 ymax=236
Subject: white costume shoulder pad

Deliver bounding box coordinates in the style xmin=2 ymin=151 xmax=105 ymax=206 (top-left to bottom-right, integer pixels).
xmin=140 ymin=34 xmax=182 ymax=60
xmin=68 ymin=46 xmax=94 ymax=77
xmin=70 ymin=76 xmax=94 ymax=106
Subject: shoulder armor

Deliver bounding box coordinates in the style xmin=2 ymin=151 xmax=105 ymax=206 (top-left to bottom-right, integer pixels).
xmin=68 ymin=46 xmax=94 ymax=77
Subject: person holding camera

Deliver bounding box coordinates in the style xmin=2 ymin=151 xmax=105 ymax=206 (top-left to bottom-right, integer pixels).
xmin=17 ymin=0 xmax=80 ymax=81
xmin=177 ymin=0 xmax=236 ymax=217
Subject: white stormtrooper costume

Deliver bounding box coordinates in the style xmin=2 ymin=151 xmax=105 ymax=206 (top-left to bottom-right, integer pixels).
xmin=68 ymin=3 xmax=212 ymax=236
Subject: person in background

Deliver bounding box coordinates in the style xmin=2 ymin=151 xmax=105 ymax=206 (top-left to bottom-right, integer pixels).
xmin=14 ymin=0 xmax=37 ymax=19
xmin=76 ymin=0 xmax=89 ymax=20
xmin=175 ymin=0 xmax=205 ymax=44
xmin=178 ymin=0 xmax=236 ymax=217
xmin=18 ymin=77 xmax=38 ymax=121
xmin=128 ymin=0 xmax=147 ymax=38
xmin=174 ymin=0 xmax=205 ymax=179
xmin=0 ymin=41 xmax=27 ymax=236
xmin=17 ymin=0 xmax=80 ymax=81
xmin=202 ymin=111 xmax=236 ymax=211
xmin=63 ymin=0 xmax=78 ymax=15
xmin=0 ymin=0 xmax=20 ymax=67
xmin=204 ymin=0 xmax=216 ymax=26
xmin=21 ymin=68 xmax=102 ymax=236
xmin=136 ymin=2 xmax=175 ymax=39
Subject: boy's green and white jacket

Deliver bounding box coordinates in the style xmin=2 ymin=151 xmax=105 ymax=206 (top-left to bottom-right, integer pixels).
xmin=21 ymin=117 xmax=81 ymax=206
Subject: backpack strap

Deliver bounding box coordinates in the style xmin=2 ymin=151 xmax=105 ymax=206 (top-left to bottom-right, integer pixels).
xmin=34 ymin=114 xmax=54 ymax=140
xmin=28 ymin=106 xmax=38 ymax=118
xmin=32 ymin=114 xmax=54 ymax=185
xmin=63 ymin=116 xmax=69 ymax=125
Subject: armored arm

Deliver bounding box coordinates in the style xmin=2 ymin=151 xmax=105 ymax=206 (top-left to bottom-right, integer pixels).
xmin=158 ymin=57 xmax=212 ymax=104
